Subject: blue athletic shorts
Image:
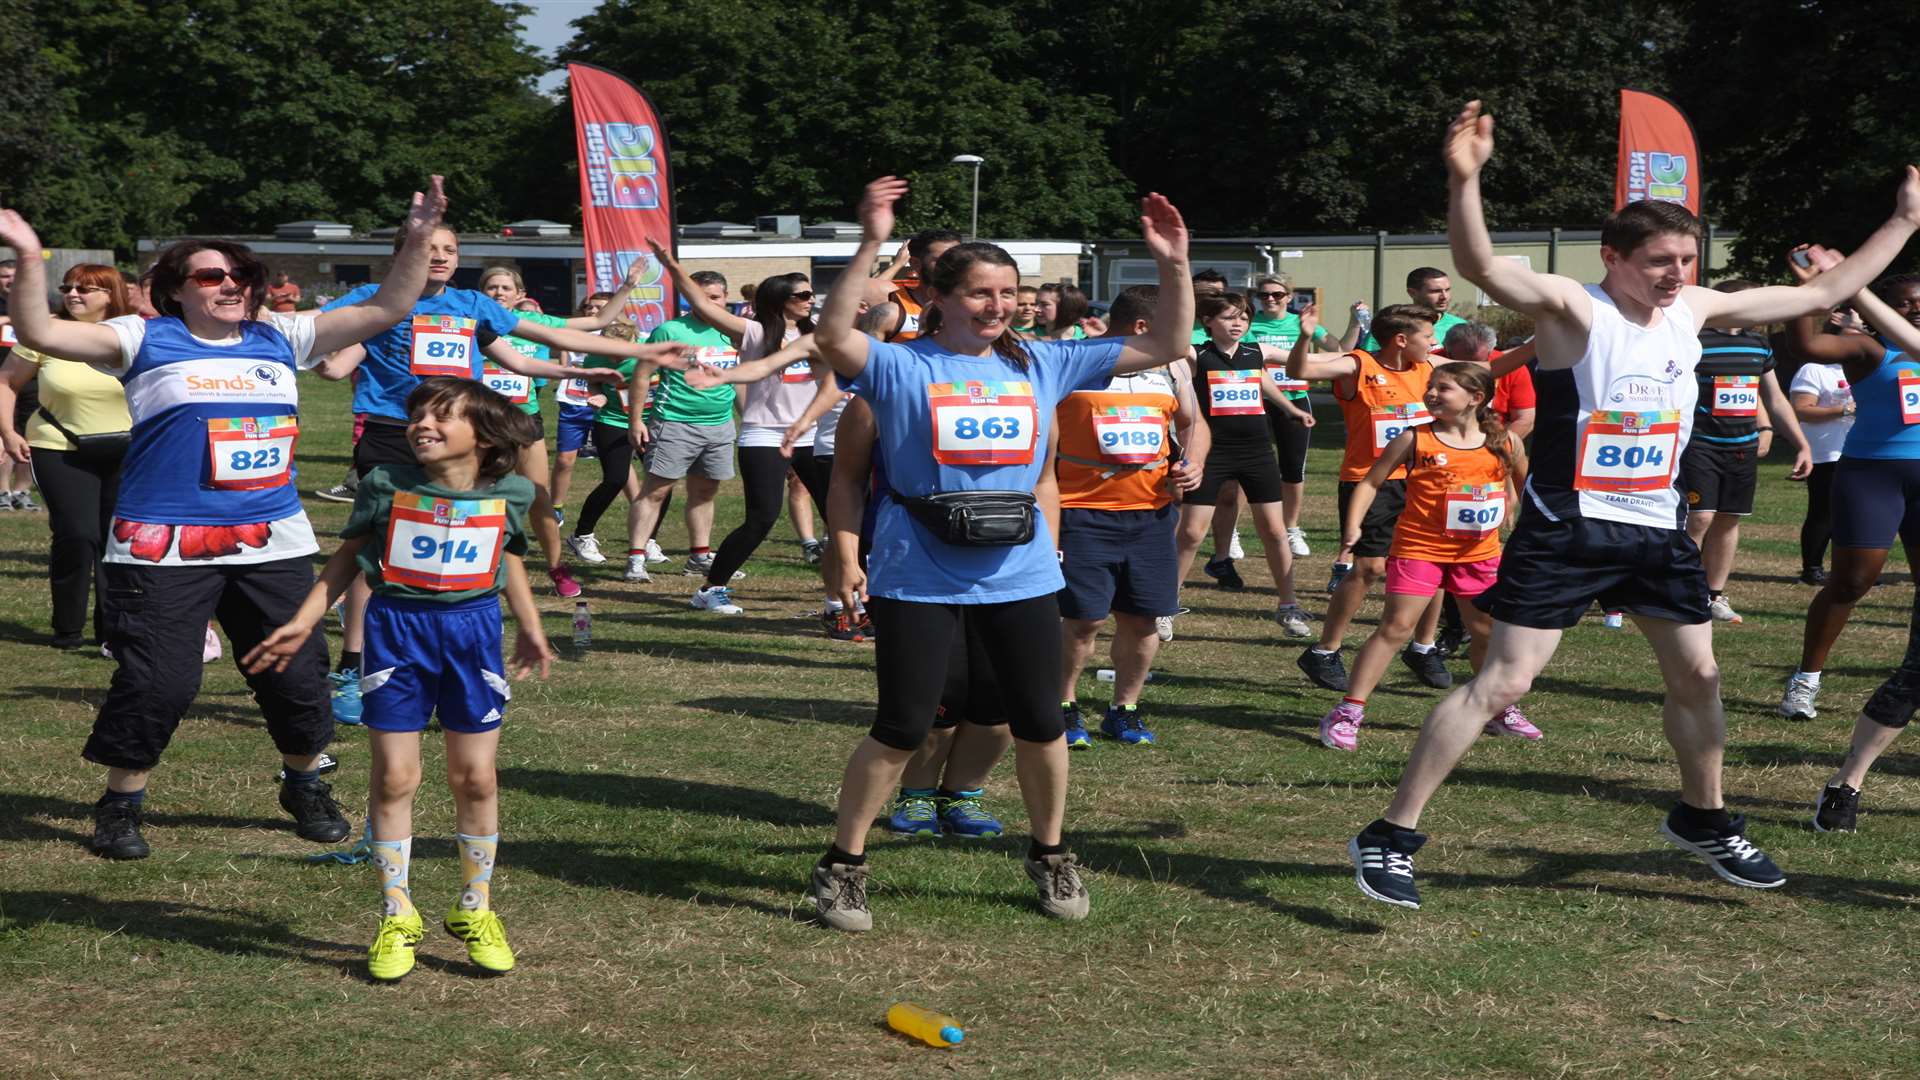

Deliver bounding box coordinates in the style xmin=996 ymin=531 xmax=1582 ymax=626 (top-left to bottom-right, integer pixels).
xmin=1057 ymin=504 xmax=1180 ymax=621
xmin=360 ymin=594 xmax=509 ymax=733
xmin=1473 ymin=507 xmax=1709 ymax=629
xmin=1830 ymin=456 xmax=1920 ymax=550
xmin=556 ymin=404 xmax=597 ymax=455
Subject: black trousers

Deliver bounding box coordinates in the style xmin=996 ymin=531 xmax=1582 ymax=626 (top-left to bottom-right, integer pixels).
xmin=31 ymin=447 xmax=122 ymax=640
xmin=708 ymin=445 xmax=828 ymax=585
xmin=866 ymin=593 xmax=1064 ymax=751
xmin=84 ymin=556 xmax=333 ymax=771
xmin=1801 ymin=460 xmax=1837 ymax=571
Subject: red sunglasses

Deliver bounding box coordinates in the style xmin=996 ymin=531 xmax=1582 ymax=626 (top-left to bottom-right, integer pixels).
xmin=186 ymin=268 xmax=245 ymax=288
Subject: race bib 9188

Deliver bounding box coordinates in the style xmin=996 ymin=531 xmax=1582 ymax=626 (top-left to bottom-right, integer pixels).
xmin=1092 ymin=405 xmax=1166 ymax=465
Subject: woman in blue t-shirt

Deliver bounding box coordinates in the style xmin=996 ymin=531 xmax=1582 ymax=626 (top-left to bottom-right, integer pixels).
xmin=805 ymin=175 xmax=1195 ymax=932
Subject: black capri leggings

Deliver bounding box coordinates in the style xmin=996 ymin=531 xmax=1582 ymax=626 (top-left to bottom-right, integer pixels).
xmin=865 ymin=593 xmax=1064 ymax=751
xmin=1800 ymin=460 xmax=1837 ymax=572
xmin=934 ymin=608 xmax=1007 ymax=730
xmin=708 ymin=444 xmax=829 ymax=585
xmin=1265 ymin=403 xmax=1311 ymax=485
xmin=574 ymin=422 xmax=635 ymax=538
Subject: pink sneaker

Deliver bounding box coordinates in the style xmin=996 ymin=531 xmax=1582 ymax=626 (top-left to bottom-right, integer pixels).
xmin=1318 ymin=701 xmax=1364 ymax=751
xmin=202 ymin=623 xmax=222 ymax=664
xmin=1484 ymin=704 xmax=1542 ymax=740
xmin=549 ymin=565 xmax=583 ymax=598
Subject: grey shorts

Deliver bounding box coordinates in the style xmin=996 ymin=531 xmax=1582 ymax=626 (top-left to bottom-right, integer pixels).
xmin=643 ymin=419 xmax=737 ymax=480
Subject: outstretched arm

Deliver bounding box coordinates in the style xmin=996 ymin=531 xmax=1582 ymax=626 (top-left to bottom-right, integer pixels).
xmin=1113 ymin=193 xmax=1195 ymax=374
xmin=683 ymin=335 xmax=819 ymax=388
xmin=509 ymin=319 xmax=692 ymax=370
xmin=816 ymin=178 xmax=904 ymax=381
xmin=1443 ymin=102 xmax=1590 ymax=324
xmin=647 ymin=239 xmax=750 ymax=343
xmin=483 ymin=337 xmax=625 ymax=384
xmin=559 ymin=260 xmax=652 ymax=330
xmin=0 ymin=212 xmax=122 ymax=364
xmin=309 ymin=177 xmax=448 ymax=356
xmin=1285 ymin=307 xmax=1359 ymax=381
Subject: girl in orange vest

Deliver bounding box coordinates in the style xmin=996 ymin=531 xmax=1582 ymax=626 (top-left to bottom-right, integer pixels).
xmin=1317 ymin=362 xmax=1539 ymax=751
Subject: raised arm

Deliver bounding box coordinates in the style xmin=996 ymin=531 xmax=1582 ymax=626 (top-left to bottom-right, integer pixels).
xmin=308 ymin=177 xmax=447 ymax=356
xmin=1112 ymin=193 xmax=1195 ymax=374
xmin=509 ymin=319 xmax=691 ymax=371
xmin=816 ymin=178 xmax=905 ymax=381
xmin=1444 ymin=102 xmax=1590 ymax=325
xmin=1285 ymin=306 xmax=1359 ymax=381
xmin=559 ymin=261 xmax=651 ymax=331
xmin=1780 ymin=248 xmax=1887 ymax=369
xmin=646 ymin=239 xmax=749 ymax=343
xmin=1489 ymin=339 xmax=1535 ymax=378
xmin=872 ymin=240 xmax=912 ymax=284
xmin=310 ymin=342 xmax=367 ymax=381
xmin=0 ymin=212 xmax=122 ymax=365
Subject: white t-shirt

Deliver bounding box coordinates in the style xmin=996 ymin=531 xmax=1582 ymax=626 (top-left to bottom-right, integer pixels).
xmin=1789 ymin=361 xmax=1854 ymax=464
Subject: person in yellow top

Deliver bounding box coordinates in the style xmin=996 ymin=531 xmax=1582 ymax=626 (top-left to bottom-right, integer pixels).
xmin=0 ymin=263 xmax=136 ymax=649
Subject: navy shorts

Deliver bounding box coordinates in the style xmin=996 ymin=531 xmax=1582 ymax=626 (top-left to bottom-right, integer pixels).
xmin=1058 ymin=504 xmax=1180 ymax=620
xmin=360 ymin=594 xmax=510 ymax=733
xmin=556 ymin=404 xmax=596 ymax=455
xmin=1474 ymin=507 xmax=1710 ymax=629
xmin=1337 ymin=479 xmax=1406 ymax=559
xmin=1680 ymin=440 xmax=1757 ymax=515
xmin=1830 ymin=456 xmax=1920 ymax=550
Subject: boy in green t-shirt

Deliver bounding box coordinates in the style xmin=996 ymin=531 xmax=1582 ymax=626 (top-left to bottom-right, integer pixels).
xmin=245 ymin=377 xmax=553 ymax=984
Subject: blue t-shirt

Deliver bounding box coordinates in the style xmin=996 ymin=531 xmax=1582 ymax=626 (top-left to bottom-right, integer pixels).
xmin=324 ymin=285 xmax=521 ymax=420
xmin=1841 ymin=343 xmax=1920 ymax=460
xmin=846 ymin=336 xmax=1123 ymax=603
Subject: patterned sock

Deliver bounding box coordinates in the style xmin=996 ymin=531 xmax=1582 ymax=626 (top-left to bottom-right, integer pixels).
xmin=456 ymin=833 xmax=499 ymax=912
xmin=368 ymin=837 xmax=416 ymax=918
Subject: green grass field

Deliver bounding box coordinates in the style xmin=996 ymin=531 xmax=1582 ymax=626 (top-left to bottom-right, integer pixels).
xmin=3 ymin=375 xmax=1916 ymax=1079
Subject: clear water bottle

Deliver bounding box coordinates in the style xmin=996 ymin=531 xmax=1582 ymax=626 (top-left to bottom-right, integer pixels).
xmin=1603 ymin=611 xmax=1625 ymax=630
xmin=1354 ymin=302 xmax=1373 ymax=335
xmin=887 ymin=1002 xmax=964 ymax=1048
xmin=572 ymin=601 xmax=591 ymax=651
xmin=1096 ymin=669 xmax=1155 ymax=683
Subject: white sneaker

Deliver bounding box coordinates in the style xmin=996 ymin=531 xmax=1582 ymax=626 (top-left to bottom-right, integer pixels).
xmin=202 ymin=623 xmax=222 ymax=664
xmin=1287 ymin=526 xmax=1310 ymax=557
xmin=643 ymin=538 xmax=670 ymax=565
xmin=1227 ymin=529 xmax=1245 ymax=561
xmin=690 ymin=585 xmax=743 ymax=614
xmin=565 ymin=533 xmax=607 ymax=564
xmin=1778 ymin=674 xmax=1820 ymax=721
xmin=1272 ymin=604 xmax=1314 ymax=638
xmin=1708 ymin=596 xmax=1743 ymax=625
xmin=1155 ymin=615 xmax=1175 ymax=642
xmin=624 ymin=556 xmax=652 ymax=583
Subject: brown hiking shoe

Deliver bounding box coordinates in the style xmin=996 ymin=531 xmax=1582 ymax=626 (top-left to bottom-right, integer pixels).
xmin=809 ymin=862 xmax=872 ymax=932
xmin=1025 ymin=852 xmax=1090 ymax=920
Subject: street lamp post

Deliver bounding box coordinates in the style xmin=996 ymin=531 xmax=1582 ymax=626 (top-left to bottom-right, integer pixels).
xmin=951 ymin=154 xmax=984 ymax=239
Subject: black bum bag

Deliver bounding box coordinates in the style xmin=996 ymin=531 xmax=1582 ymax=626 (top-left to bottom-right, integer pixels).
xmin=890 ymin=490 xmax=1036 ymax=547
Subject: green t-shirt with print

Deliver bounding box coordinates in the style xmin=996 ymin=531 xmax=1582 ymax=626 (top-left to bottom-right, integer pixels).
xmin=582 ymin=353 xmax=642 ymax=430
xmin=1364 ymin=310 xmax=1467 ymax=354
xmin=342 ymin=464 xmax=534 ymax=603
xmin=495 ymin=309 xmax=563 ymax=415
xmin=1248 ymin=314 xmax=1331 ymax=400
xmin=645 ymin=316 xmax=739 ymax=426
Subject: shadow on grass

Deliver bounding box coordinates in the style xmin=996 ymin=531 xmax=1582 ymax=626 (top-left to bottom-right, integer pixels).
xmin=0 ymin=790 xmax=302 ymax=847
xmin=499 ymin=768 xmax=834 ymax=827
xmin=1458 ymin=844 xmax=1919 ymax=911
xmin=681 ymin=695 xmax=869 ymax=728
xmin=576 ymin=631 xmax=872 ymax=673
xmin=0 ymin=889 xmax=385 ymax=977
xmin=506 ymin=839 xmax=805 ymax=920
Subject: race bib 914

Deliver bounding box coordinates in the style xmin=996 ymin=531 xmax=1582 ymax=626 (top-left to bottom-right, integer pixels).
xmin=381 ymin=492 xmax=506 ymax=592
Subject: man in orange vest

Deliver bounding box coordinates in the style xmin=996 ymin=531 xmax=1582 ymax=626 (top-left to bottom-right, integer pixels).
xmin=885 ymin=229 xmax=963 ymax=341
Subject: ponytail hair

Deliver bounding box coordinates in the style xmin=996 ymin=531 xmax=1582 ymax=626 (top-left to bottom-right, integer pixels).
xmin=919 ymin=241 xmax=1032 ymax=370
xmin=1432 ymin=361 xmax=1516 ymax=479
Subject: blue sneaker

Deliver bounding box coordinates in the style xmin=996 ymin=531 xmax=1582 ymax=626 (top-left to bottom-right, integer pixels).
xmin=1100 ymin=704 xmax=1156 ymax=746
xmin=1062 ymin=703 xmax=1092 ymax=750
xmin=938 ymin=789 xmax=1003 ymax=839
xmin=886 ymin=788 xmax=940 ymax=837
xmin=329 ymin=669 xmax=363 ymax=726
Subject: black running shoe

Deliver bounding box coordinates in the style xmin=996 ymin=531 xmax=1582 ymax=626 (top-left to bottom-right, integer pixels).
xmin=1812 ymin=783 xmax=1859 ymax=834
xmin=1349 ymin=822 xmax=1426 ymax=909
xmin=280 ymin=779 xmax=352 ymax=844
xmin=1296 ymin=647 xmax=1349 ymax=692
xmin=1400 ymin=645 xmax=1453 ymax=689
xmin=1799 ymin=567 xmax=1828 ymax=586
xmin=1203 ymin=556 xmax=1245 ymax=591
xmin=1659 ymin=808 xmax=1785 ymax=889
xmin=92 ymin=798 xmax=151 ymax=860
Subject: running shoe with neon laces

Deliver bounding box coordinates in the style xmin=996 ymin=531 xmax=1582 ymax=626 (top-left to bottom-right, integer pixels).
xmin=1287 ymin=526 xmax=1310 ymax=557
xmin=443 ymin=906 xmax=516 ymax=974
xmin=1273 ymin=603 xmax=1314 ymax=638
xmin=564 ymin=533 xmax=607 ymax=564
xmin=1349 ymin=821 xmax=1426 ymax=909
xmin=1061 ymin=702 xmax=1092 ymax=749
xmin=1326 ymin=561 xmax=1351 ymax=593
xmin=548 ymin=565 xmax=583 ymax=598
xmin=313 ymin=482 xmax=356 ymax=503
xmin=1203 ymin=555 xmax=1245 ymax=591
xmin=1778 ymin=674 xmax=1820 ymax=721
xmin=1484 ymin=704 xmax=1542 ymax=740
xmin=1155 ymin=615 xmax=1176 ymax=642
xmin=367 ymin=911 xmax=425 ymax=982
xmin=886 ymin=789 xmax=940 ymax=836
xmin=1100 ymin=704 xmax=1156 ymax=745
xmin=1025 ymin=851 xmax=1090 ymax=920
xmin=809 ymin=861 xmax=872 ymax=932
xmin=643 ymin=538 xmax=670 ymax=564
xmin=1227 ymin=529 xmax=1245 ymax=560
xmin=1659 ymin=807 xmax=1785 ymax=889
xmin=1319 ymin=700 xmax=1364 ymax=751
xmin=1296 ymin=647 xmax=1349 ymax=692
xmin=690 ymin=585 xmax=743 ymax=614
xmin=330 ymin=668 xmax=364 ymax=726
xmin=938 ymin=790 xmax=1003 ymax=839
xmin=1708 ymin=595 xmax=1743 ymax=624
xmin=1812 ymin=783 xmax=1860 ymax=833
xmin=202 ymin=623 xmax=222 ymax=664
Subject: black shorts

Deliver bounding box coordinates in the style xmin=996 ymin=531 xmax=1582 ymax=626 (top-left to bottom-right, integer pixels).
xmin=1473 ymin=508 xmax=1710 ymax=629
xmin=1680 ymin=440 xmax=1757 ymax=515
xmin=1058 ymin=504 xmax=1181 ymax=621
xmin=1187 ymin=439 xmax=1283 ymax=505
xmin=1337 ymin=479 xmax=1406 ymax=559
xmin=353 ymin=418 xmax=415 ymax=474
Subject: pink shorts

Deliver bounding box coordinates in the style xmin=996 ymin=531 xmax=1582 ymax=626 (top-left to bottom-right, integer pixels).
xmin=1384 ymin=554 xmax=1502 ymax=598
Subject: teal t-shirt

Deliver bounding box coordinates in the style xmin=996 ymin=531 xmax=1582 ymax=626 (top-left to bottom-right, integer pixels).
xmin=495 ymin=309 xmax=564 ymax=415
xmin=645 ymin=316 xmax=738 ymax=425
xmin=1248 ymin=315 xmax=1331 ymax=400
xmin=1364 ymin=310 xmax=1467 ymax=353
xmin=342 ymin=464 xmax=534 ymax=602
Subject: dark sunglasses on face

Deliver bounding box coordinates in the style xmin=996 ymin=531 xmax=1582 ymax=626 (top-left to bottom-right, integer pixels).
xmin=186 ymin=268 xmax=244 ymax=288
xmin=1256 ymin=291 xmax=1287 ymax=300
xmin=57 ymin=284 xmax=109 ymax=295
xmin=790 ymin=291 xmax=815 ymax=302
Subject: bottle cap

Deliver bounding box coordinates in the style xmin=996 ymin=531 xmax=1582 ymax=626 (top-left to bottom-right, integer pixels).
xmin=939 ymin=1026 xmax=964 ymax=1044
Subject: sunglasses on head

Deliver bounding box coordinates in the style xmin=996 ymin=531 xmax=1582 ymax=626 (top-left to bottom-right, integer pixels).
xmin=1256 ymin=291 xmax=1288 ymax=300
xmin=789 ymin=290 xmax=815 ymax=302
xmin=186 ymin=268 xmax=244 ymax=288
xmin=57 ymin=284 xmax=109 ymax=295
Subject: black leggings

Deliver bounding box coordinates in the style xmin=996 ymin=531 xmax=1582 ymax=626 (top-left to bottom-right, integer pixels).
xmin=31 ymin=447 xmax=122 ymax=640
xmin=1265 ymin=403 xmax=1311 ymax=484
xmin=866 ymin=593 xmax=1064 ymax=751
xmin=1801 ymin=460 xmax=1837 ymax=572
xmin=574 ymin=422 xmax=634 ymax=538
xmin=708 ymin=445 xmax=828 ymax=585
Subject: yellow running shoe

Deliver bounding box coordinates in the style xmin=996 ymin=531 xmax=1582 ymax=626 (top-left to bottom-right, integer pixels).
xmin=443 ymin=907 xmax=515 ymax=974
xmin=367 ymin=912 xmax=424 ymax=981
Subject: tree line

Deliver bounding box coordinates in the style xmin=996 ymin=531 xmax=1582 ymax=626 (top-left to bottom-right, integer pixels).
xmin=6 ymin=0 xmax=1916 ymax=276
